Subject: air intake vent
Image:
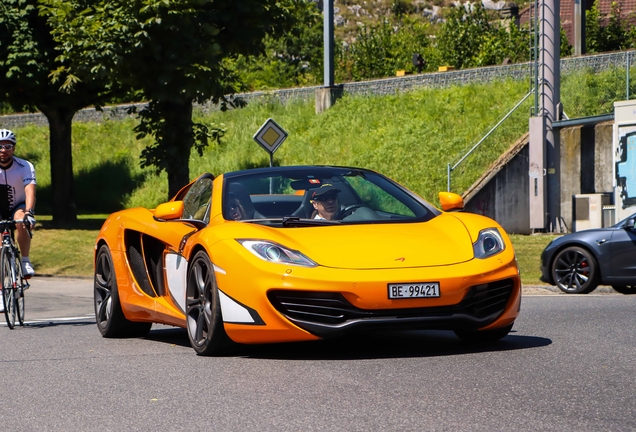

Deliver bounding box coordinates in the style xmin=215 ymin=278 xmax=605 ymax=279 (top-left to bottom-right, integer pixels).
xmin=125 ymin=230 xmax=156 ymax=297
xmin=268 ymin=278 xmax=515 ymax=337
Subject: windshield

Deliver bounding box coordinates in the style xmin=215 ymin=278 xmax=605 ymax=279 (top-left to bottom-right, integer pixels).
xmin=614 ymin=212 xmax=636 ymax=228
xmin=222 ymin=167 xmax=438 ymax=225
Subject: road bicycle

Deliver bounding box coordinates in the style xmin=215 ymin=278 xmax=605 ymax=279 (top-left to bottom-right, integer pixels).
xmin=1 ymin=219 xmax=32 ymax=329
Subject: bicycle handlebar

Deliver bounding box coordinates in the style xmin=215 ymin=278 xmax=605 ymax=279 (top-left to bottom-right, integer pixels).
xmin=0 ymin=219 xmax=33 ymax=239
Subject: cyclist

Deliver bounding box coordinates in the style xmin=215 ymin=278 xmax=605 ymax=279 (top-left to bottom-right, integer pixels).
xmin=0 ymin=129 xmax=36 ymax=278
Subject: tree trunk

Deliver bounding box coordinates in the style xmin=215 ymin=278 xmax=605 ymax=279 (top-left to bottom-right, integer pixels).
xmin=43 ymin=107 xmax=77 ymax=225
xmin=164 ymin=101 xmax=194 ymax=199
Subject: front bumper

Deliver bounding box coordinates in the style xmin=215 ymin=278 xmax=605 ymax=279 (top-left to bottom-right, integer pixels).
xmin=213 ymin=241 xmax=521 ymax=344
xmin=268 ymin=278 xmax=516 ymax=338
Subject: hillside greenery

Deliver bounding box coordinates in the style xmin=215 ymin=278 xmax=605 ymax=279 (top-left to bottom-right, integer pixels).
xmin=11 ymin=65 xmax=634 ymax=215
xmin=233 ymin=0 xmax=636 ymax=90
xmin=12 ymin=64 xmax=634 ymax=282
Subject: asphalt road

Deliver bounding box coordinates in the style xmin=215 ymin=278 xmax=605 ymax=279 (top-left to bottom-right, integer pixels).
xmin=0 ymin=278 xmax=634 ymax=431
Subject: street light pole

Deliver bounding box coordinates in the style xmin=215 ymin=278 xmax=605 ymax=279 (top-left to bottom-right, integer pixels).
xmin=324 ymin=0 xmax=334 ymax=87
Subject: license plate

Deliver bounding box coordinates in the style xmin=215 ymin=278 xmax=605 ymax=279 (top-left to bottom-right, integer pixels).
xmin=388 ymin=282 xmax=440 ymax=299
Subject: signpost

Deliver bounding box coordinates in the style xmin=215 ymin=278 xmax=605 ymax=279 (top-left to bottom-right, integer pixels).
xmin=253 ymin=118 xmax=288 ymax=167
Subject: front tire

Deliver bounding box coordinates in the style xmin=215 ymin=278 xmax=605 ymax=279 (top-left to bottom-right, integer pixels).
xmin=612 ymin=285 xmax=636 ymax=294
xmin=551 ymin=246 xmax=599 ymax=294
xmin=186 ymin=251 xmax=231 ymax=356
xmin=15 ymin=257 xmax=25 ymax=326
xmin=1 ymin=248 xmax=16 ymax=329
xmin=16 ymin=287 xmax=24 ymax=326
xmin=94 ymin=244 xmax=152 ymax=337
xmin=454 ymin=324 xmax=514 ymax=344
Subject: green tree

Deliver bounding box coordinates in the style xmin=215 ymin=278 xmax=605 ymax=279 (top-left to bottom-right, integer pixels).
xmin=44 ymin=0 xmax=299 ymax=198
xmin=230 ymin=0 xmax=323 ymax=90
xmin=560 ymin=24 xmax=573 ymax=57
xmin=437 ymin=4 xmax=532 ymax=69
xmin=603 ymin=1 xmax=628 ymax=50
xmin=586 ymin=0 xmax=629 ymax=52
xmin=436 ymin=4 xmax=493 ymax=69
xmin=338 ymin=17 xmax=431 ymax=81
xmin=0 ymin=0 xmax=113 ymax=223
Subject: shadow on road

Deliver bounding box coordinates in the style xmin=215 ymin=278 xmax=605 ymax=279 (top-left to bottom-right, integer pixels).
xmin=2 ymin=319 xmax=96 ymax=329
xmin=143 ymin=327 xmax=552 ymax=360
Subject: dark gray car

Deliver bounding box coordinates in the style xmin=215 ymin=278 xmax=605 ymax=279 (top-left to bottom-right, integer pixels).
xmin=540 ymin=213 xmax=636 ymax=294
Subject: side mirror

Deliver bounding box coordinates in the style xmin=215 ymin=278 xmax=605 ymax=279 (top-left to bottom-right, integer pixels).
xmin=625 ymin=218 xmax=635 ymax=230
xmin=154 ymin=201 xmax=184 ymax=221
xmin=438 ymin=192 xmax=465 ymax=212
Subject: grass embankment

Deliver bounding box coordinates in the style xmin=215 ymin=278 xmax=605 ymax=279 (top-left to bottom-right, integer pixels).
xmin=16 ymin=79 xmax=533 ymax=212
xmin=13 ymin=67 xmax=632 ymax=281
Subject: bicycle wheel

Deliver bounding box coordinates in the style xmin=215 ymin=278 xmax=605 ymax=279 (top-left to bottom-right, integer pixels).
xmin=14 ymin=255 xmax=24 ymax=326
xmin=1 ymin=247 xmax=16 ymax=329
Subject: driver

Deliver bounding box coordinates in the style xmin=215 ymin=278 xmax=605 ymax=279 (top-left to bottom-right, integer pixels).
xmin=311 ymin=184 xmax=341 ymax=220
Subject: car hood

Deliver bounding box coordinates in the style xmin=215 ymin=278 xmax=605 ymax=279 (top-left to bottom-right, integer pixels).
xmin=240 ymin=215 xmax=475 ymax=269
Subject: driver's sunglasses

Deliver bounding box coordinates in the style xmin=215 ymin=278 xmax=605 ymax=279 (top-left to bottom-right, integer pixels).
xmin=0 ymin=144 xmax=14 ymax=150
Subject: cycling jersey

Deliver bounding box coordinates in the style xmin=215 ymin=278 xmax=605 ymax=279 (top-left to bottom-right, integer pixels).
xmin=0 ymin=157 xmax=36 ymax=219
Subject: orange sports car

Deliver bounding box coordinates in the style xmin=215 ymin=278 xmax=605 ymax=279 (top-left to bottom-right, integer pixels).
xmin=94 ymin=166 xmax=521 ymax=355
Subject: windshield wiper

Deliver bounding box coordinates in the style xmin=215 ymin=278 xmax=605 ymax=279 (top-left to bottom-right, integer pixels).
xmin=282 ymin=216 xmax=340 ymax=227
xmin=238 ymin=217 xmax=339 ymax=227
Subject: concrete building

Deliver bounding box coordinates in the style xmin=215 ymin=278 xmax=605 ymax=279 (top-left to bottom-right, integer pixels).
xmin=462 ymin=102 xmax=635 ymax=234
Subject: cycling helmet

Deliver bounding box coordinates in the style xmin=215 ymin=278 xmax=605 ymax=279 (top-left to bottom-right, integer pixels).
xmin=0 ymin=129 xmax=16 ymax=144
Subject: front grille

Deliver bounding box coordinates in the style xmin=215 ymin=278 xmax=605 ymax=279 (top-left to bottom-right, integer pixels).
xmin=267 ymin=278 xmax=515 ymax=337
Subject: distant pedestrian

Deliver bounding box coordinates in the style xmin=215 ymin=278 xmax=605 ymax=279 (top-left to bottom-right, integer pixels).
xmin=413 ymin=53 xmax=426 ymax=73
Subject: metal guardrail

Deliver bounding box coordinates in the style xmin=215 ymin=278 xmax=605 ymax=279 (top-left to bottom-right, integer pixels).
xmin=447 ymin=90 xmax=534 ymax=192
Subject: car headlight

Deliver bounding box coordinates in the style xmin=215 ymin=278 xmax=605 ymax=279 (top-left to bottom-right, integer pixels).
xmin=473 ymin=228 xmax=505 ymax=259
xmin=238 ymin=240 xmax=317 ymax=267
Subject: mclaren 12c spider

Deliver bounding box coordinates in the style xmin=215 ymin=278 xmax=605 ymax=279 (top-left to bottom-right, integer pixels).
xmin=94 ymin=166 xmax=521 ymax=355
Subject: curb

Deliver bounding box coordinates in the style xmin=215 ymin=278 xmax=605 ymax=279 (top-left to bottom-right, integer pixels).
xmin=522 ymin=284 xmax=620 ymax=295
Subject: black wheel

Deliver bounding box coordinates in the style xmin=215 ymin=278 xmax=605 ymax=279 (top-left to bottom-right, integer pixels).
xmin=15 ymin=256 xmax=25 ymax=326
xmin=1 ymin=248 xmax=16 ymax=329
xmin=186 ymin=251 xmax=231 ymax=356
xmin=612 ymin=285 xmax=636 ymax=295
xmin=16 ymin=288 xmax=24 ymax=326
xmin=454 ymin=323 xmax=514 ymax=344
xmin=94 ymin=244 xmax=152 ymax=338
xmin=551 ymin=246 xmax=599 ymax=294
xmin=338 ymin=204 xmax=363 ymax=219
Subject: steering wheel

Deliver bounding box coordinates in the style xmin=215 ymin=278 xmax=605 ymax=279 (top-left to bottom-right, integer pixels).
xmin=338 ymin=204 xmax=364 ymax=219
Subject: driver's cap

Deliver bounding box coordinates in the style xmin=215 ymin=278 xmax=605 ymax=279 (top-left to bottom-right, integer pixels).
xmin=311 ymin=184 xmax=341 ymax=200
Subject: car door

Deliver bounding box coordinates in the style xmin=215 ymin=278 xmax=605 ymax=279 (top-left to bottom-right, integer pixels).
xmin=124 ymin=174 xmax=213 ymax=326
xmin=609 ymin=221 xmax=636 ymax=279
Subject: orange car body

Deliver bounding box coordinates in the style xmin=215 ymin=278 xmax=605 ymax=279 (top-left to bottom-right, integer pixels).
xmin=95 ymin=166 xmax=521 ymax=349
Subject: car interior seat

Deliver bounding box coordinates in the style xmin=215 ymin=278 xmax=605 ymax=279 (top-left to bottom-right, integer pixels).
xmin=291 ymin=189 xmax=316 ymax=218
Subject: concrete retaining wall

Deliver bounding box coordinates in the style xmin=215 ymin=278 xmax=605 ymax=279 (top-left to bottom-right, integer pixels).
xmin=464 ymin=121 xmax=616 ymax=234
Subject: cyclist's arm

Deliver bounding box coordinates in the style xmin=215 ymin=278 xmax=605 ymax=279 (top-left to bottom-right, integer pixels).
xmin=24 ymin=183 xmax=35 ymax=214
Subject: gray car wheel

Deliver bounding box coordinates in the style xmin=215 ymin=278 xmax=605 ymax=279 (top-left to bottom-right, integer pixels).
xmin=186 ymin=251 xmax=232 ymax=356
xmin=94 ymin=244 xmax=152 ymax=337
xmin=551 ymin=246 xmax=599 ymax=294
xmin=611 ymin=285 xmax=636 ymax=295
